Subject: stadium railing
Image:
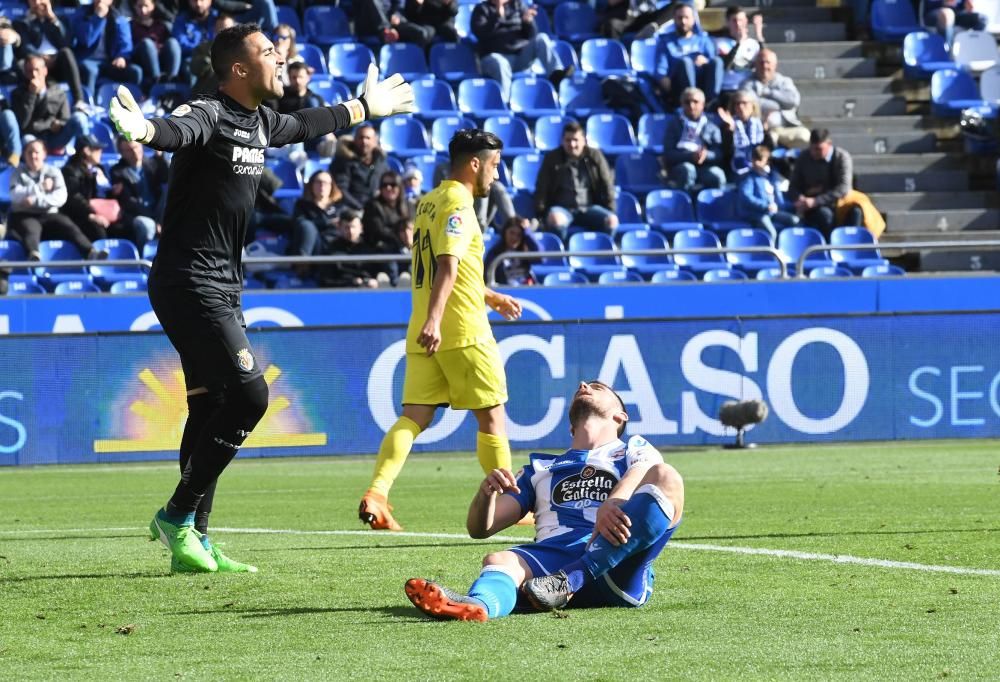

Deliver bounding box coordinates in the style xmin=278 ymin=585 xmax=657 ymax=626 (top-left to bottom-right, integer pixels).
xmin=795 ymin=240 xmax=1000 ymax=278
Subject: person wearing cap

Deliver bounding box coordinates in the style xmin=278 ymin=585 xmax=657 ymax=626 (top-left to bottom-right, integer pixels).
xmin=60 ymin=133 xmax=112 ymax=241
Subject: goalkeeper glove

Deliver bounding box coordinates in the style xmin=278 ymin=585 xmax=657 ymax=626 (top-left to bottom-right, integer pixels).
xmin=109 ymin=85 xmax=153 ymax=144
xmin=344 ymin=63 xmax=415 ymax=124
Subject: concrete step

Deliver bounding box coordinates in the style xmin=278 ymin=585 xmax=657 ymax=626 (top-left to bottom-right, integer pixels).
xmin=855 ymin=170 xmax=969 ymax=193
xmin=804 ymin=116 xmax=960 ymax=138
xmin=797 ymin=78 xmax=895 ymax=96
xmin=713 ymin=0 xmax=841 ymax=8
xmin=778 ymin=58 xmax=878 ymax=80
xmin=885 ymin=209 xmax=1000 ymax=233
xmin=758 ymin=7 xmax=840 ymax=22
xmin=834 ymin=131 xmax=938 ymax=155
xmin=798 ymin=94 xmax=907 ymax=117
xmin=869 ymin=191 xmax=1000 ymax=211
xmin=763 ymin=23 xmax=849 ymax=43
xmin=771 ymin=41 xmax=865 ymax=60
xmin=919 ymin=247 xmax=1000 ymax=272
xmin=852 ymin=152 xmax=965 ymax=171
xmin=881 ymin=229 xmax=1000 ymax=243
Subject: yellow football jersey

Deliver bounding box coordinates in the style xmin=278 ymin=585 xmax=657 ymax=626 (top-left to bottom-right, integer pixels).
xmin=405 ymin=180 xmax=492 ymax=353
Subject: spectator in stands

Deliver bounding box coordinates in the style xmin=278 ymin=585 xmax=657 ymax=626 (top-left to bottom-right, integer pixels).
xmin=131 ymin=0 xmax=183 ymax=88
xmin=331 ymin=123 xmax=390 ymax=211
xmin=73 ymin=0 xmax=143 ymax=96
xmin=656 ymin=3 xmax=723 ymax=105
xmin=0 ymin=106 xmax=21 ymax=169
xmin=110 ymin=136 xmax=169 ymax=249
xmin=224 ymin=0 xmax=278 ymax=33
xmin=271 ymin=24 xmax=304 ymax=87
xmin=925 ymin=0 xmax=987 ymax=46
xmin=484 ymin=215 xmax=538 ymax=286
xmin=276 ymin=61 xmax=325 ymax=113
xmin=471 ymin=0 xmax=572 ymax=104
xmin=363 ymin=170 xmax=412 ymax=256
xmin=7 ymin=137 xmax=106 ymax=261
xmin=737 ymin=145 xmax=798 ymax=241
xmin=401 ymin=165 xmax=424 ymax=214
xmin=0 ymin=13 xmax=21 ymax=84
xmin=432 ymin=157 xmax=516 ymax=231
xmin=291 ymin=170 xmax=345 ymax=269
xmin=404 ymin=0 xmax=460 ymax=43
xmin=355 ymin=0 xmax=437 ymax=47
xmin=740 ymin=49 xmax=809 ymax=150
xmin=173 ymin=0 xmax=218 ymax=64
xmin=322 ymin=208 xmax=388 ymax=288
xmin=598 ymin=0 xmax=674 ymax=41
xmin=395 ymin=218 xmax=414 ymax=284
xmin=713 ymin=6 xmax=761 ymax=105
xmin=662 ymin=86 xmax=725 ymax=193
xmin=247 ymin=166 xmax=295 ymax=245
xmin=717 ymin=89 xmax=765 ymax=179
xmin=534 ymin=121 xmax=616 ymax=241
xmin=788 ymin=129 xmax=862 ymax=238
xmin=14 ymin=0 xmax=87 ymax=108
xmin=60 ymin=133 xmax=112 ymax=244
xmin=190 ymin=13 xmax=236 ymax=95
xmin=11 ymin=54 xmax=92 ymax=153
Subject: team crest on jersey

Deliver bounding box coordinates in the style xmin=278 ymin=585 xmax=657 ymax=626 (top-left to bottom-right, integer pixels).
xmin=236 ymin=348 xmax=254 ymax=372
xmin=552 ymin=467 xmax=617 ymax=508
xmin=445 ymin=214 xmax=463 ymax=236
xmin=171 ymin=104 xmax=192 ymax=117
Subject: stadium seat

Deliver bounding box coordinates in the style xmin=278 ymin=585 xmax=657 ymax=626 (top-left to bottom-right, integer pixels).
xmin=430 ymin=42 xmax=480 ymax=83
xmin=403 ymin=153 xmax=442 ymax=193
xmin=703 ymin=267 xmax=748 ymax=282
xmin=809 ymin=265 xmax=853 ymax=278
xmin=534 ymin=114 xmax=577 ymax=151
xmin=380 ymin=116 xmax=431 ymax=157
xmin=512 ymin=188 xmax=537 ymax=219
xmin=431 ymin=115 xmax=477 ymax=152
xmin=902 ymin=31 xmax=954 ymax=80
xmin=147 ymin=82 xmax=192 ymax=111
xmin=637 ymin=113 xmax=670 ymax=154
xmin=302 ymin=5 xmax=352 ymax=47
xmin=982 ymin=64 xmax=1000 ymax=106
xmin=509 ymin=77 xmax=562 ymax=120
xmin=952 ymin=30 xmax=999 ymax=73
xmin=379 ymin=43 xmax=429 ymax=83
xmin=483 ymin=228 xmax=499 ymax=255
xmin=580 ymin=38 xmax=634 ymax=78
xmin=829 ymin=226 xmax=889 ymax=273
xmin=554 ymin=40 xmax=581 ymax=71
xmin=567 ymin=231 xmax=622 ymax=280
xmin=862 ymin=263 xmax=906 ymax=276
xmin=756 ymin=267 xmax=786 ymax=280
xmin=310 ymin=77 xmax=351 ymax=105
xmin=695 ymin=188 xmax=751 ymax=235
xmin=871 ymin=0 xmax=922 ymax=42
xmin=455 ymin=4 xmax=475 ymax=42
xmin=531 ymin=231 xmax=572 ymax=279
xmin=276 ymin=4 xmax=302 ymax=34
xmin=672 ymin=229 xmax=728 ymax=275
xmin=8 ymin=278 xmax=45 ymax=295
xmin=630 ymin=38 xmax=660 ymax=77
xmin=89 ymin=238 xmax=143 ymax=290
xmin=778 ymin=227 xmax=831 ymax=274
xmin=457 ymin=79 xmax=510 ymax=119
xmin=511 ymin=153 xmax=543 ymax=191
xmin=559 ymin=73 xmax=611 ymax=118
xmin=411 ymin=78 xmax=458 ymax=120
xmin=109 ymin=278 xmax=148 ymax=294
xmin=651 ymin=267 xmax=695 ymax=282
xmin=266 ymin=159 xmax=303 ymax=200
xmin=95 ymin=81 xmax=142 ymax=110
xmin=90 ymin=120 xmax=115 ymax=150
xmin=54 ymin=280 xmax=100 ymax=294
xmin=0 ymin=239 xmax=27 ymax=272
xmin=726 ymin=228 xmax=779 ymax=277
xmin=543 ymin=270 xmax=588 ymax=285
xmin=532 ymin=5 xmax=553 ymax=35
xmin=616 ymin=190 xmax=644 ymax=223
xmin=620 ymin=229 xmax=671 ymax=279
xmin=586 ymin=113 xmax=640 ymax=156
xmin=296 ymin=43 xmax=328 ymax=75
xmin=553 ymin=2 xmax=599 ymax=42
xmin=327 ymin=44 xmax=376 ymax=83
xmin=483 ymin=116 xmax=535 ymax=156
xmin=35 ymin=241 xmax=93 ymax=291
xmin=598 ymin=269 xmax=644 ymax=284
xmin=645 ymin=189 xmax=701 ymax=236
xmin=613 ymin=222 xmax=653 ymax=241
xmin=931 ymin=68 xmax=994 ymax=117
xmin=142 ymin=240 xmax=158 ymax=261
xmin=614 ymin=152 xmax=662 ymax=195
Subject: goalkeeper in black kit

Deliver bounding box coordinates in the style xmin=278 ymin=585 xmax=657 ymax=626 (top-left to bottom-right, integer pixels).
xmin=109 ymin=23 xmax=415 ymax=574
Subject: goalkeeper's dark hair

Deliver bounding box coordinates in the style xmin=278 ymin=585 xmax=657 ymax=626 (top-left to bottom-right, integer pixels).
xmin=212 ymin=23 xmax=263 ymax=81
xmin=448 ymin=129 xmax=503 ymax=169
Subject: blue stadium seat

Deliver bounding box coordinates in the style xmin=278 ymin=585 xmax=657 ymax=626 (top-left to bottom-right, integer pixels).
xmin=430 ymin=41 xmax=480 ymax=83
xmin=297 ymin=43 xmax=328 ymax=75
xmin=830 ymin=226 xmax=889 ymax=273
xmin=95 ymin=82 xmax=142 ymax=110
xmin=379 ymin=116 xmax=431 ymax=157
xmin=871 ymin=0 xmax=922 ymax=42
xmin=512 ymin=188 xmax=537 ymax=219
xmin=8 ymin=278 xmax=45 ymax=295
xmin=483 ymin=116 xmax=534 ymax=156
xmin=620 ymin=229 xmax=671 ymax=279
xmin=483 ymin=228 xmax=499 ymax=255
xmin=580 ymin=38 xmax=633 ymax=78
xmin=614 ymin=152 xmax=662 ymax=195
xmin=531 ymin=231 xmax=572 ymax=279
xmin=109 ymin=278 xmax=148 ymax=294
xmin=862 ymin=263 xmax=906 ymax=277
xmin=276 ymin=5 xmax=303 ymax=34
xmin=532 ymin=6 xmax=553 ymax=35
xmin=142 ymin=240 xmax=158 ymax=261
xmin=585 ymin=113 xmax=640 ymax=156
xmin=554 ymin=40 xmax=581 ymax=71
xmin=553 ymin=2 xmax=599 ymax=42
xmin=559 ymin=73 xmax=611 ymax=118
xmin=809 ymin=265 xmax=853 ymax=279
xmin=726 ymin=228 xmax=778 ymax=277
xmin=267 ymin=159 xmax=303 ymax=199
xmin=411 ymin=77 xmax=459 ymax=119
xmin=458 ymin=79 xmax=510 ymax=119
xmin=543 ymin=270 xmax=588 ymax=285
xmin=303 ymin=5 xmax=353 ymax=47
xmin=456 ymin=4 xmax=476 ymax=42
xmin=651 ymin=267 xmax=695 ymax=282
xmin=931 ymin=68 xmax=993 ymax=117
xmin=778 ymin=226 xmax=831 ymax=274
xmin=638 ymin=113 xmax=670 ymax=154
xmin=534 ymin=114 xmax=577 ymax=151
xmin=90 ymin=120 xmax=115 ymax=150
xmin=567 ymin=231 xmax=622 ymax=280
xmin=510 ymin=77 xmax=561 ymax=120
xmin=379 ymin=43 xmax=429 ymax=83
xmin=310 ymin=77 xmax=351 ymax=105
xmin=327 ymin=44 xmax=376 ymax=83
xmin=630 ymin=38 xmax=660 ymax=77
xmin=613 ymin=222 xmax=653 ymax=241
xmin=644 ymin=189 xmax=701 ymax=235
xmin=148 ymin=82 xmax=192 ymax=110
xmin=598 ymin=269 xmax=644 ymax=284
xmin=35 ymin=241 xmax=93 ymax=291
xmin=696 ymin=188 xmax=751 ymax=235
xmin=89 ymin=238 xmax=143 ymax=290
xmin=703 ymin=267 xmax=747 ymax=282
xmin=511 ymin=153 xmax=543 ymax=191
xmin=54 ymin=280 xmax=100 ymax=294
xmin=431 ymin=115 xmax=477 ymax=152
xmin=404 ymin=153 xmax=443 ymax=193
xmin=616 ymin=190 xmax=643 ymax=223
xmin=672 ymin=229 xmax=728 ymax=275
xmin=903 ymin=31 xmax=954 ymax=80
xmin=0 ymin=239 xmax=27 ymax=272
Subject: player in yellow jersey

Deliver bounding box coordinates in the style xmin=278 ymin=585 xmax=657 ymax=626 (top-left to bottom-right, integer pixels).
xmin=359 ymin=129 xmax=523 ymax=530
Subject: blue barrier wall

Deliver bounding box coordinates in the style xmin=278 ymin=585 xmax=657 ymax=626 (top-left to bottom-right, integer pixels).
xmin=2 ymin=312 xmax=999 ymax=466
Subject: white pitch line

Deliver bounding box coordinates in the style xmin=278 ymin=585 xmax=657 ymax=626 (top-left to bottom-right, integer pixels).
xmin=2 ymin=526 xmax=1000 ymax=577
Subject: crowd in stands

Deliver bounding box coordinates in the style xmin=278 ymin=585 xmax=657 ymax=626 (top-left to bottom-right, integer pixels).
xmin=0 ymin=0 xmax=902 ymax=296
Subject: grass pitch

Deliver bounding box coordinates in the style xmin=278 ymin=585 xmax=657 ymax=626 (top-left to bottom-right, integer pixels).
xmin=1 ymin=440 xmax=998 ymax=680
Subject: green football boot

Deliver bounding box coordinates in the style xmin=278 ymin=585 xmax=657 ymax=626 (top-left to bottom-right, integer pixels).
xmin=149 ymin=509 xmax=217 ymax=573
xmin=171 ymin=535 xmax=258 ymax=574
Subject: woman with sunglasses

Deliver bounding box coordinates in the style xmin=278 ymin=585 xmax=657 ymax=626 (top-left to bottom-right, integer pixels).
xmin=363 ymin=170 xmax=412 ymax=254
xmin=271 ymin=23 xmax=303 ymax=86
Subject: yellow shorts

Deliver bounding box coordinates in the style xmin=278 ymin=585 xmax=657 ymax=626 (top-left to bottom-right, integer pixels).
xmin=402 ymin=341 xmax=508 ymax=410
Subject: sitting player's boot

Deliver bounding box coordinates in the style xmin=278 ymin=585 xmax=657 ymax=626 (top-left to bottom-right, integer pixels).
xmin=359 ymin=491 xmax=402 ymax=531
xmin=172 ymin=533 xmax=258 ymax=574
xmin=521 ymin=570 xmax=574 ymax=610
xmin=149 ymin=508 xmax=217 ymax=572
xmin=404 ymin=578 xmax=488 ymax=622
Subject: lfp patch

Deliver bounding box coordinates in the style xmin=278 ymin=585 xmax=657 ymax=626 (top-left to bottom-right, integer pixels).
xmin=445 ymin=214 xmax=463 ymax=236
xmin=170 ymin=104 xmax=192 ymax=117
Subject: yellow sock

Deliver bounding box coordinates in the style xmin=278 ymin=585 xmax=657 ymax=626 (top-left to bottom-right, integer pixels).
xmin=369 ymin=416 xmax=422 ymax=497
xmin=476 ymin=431 xmax=511 ymax=474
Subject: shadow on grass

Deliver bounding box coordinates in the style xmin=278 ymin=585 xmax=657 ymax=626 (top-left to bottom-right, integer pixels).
xmin=0 ymin=534 xmax=141 ymax=542
xmin=248 ymin=541 xmax=494 ymax=553
xmin=173 ymin=605 xmax=421 ymax=620
xmin=0 ymin=571 xmax=171 ymax=583
xmin=680 ymin=527 xmax=1000 ymax=542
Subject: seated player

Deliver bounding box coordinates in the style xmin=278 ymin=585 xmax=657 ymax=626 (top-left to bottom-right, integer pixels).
xmin=404 ymin=380 xmax=684 ymax=621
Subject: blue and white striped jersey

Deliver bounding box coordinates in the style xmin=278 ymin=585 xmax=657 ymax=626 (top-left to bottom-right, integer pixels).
xmin=508 ymin=435 xmax=664 ymax=542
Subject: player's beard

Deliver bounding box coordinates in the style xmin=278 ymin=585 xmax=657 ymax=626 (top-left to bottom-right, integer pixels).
xmin=473 ymin=165 xmax=492 ymax=198
xmin=568 ymin=395 xmax=608 ymax=431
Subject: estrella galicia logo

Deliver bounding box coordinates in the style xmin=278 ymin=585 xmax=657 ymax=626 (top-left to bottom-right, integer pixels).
xmin=551 ymin=466 xmax=617 ymax=509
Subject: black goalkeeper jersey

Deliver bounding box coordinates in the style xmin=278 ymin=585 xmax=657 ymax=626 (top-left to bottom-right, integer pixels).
xmin=147 ymin=92 xmax=355 ymax=291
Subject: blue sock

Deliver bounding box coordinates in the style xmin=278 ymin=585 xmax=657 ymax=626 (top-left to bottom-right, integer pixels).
xmin=200 ymin=534 xmax=212 ymax=550
xmin=467 ymin=567 xmax=518 ymax=619
xmin=580 ymin=489 xmax=673 ymax=580
xmin=159 ymin=507 xmax=195 ymax=527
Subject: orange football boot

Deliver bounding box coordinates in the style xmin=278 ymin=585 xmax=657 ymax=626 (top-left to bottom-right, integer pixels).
xmin=358 ymin=491 xmax=403 ymax=531
xmin=404 ymin=578 xmax=488 ymax=622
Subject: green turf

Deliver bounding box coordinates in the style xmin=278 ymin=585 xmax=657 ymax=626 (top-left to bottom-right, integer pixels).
xmin=1 ymin=440 xmax=998 ymax=680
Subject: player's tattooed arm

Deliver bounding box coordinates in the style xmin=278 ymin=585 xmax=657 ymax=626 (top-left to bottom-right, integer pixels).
xmin=467 ymin=468 xmax=522 ymax=539
xmin=485 ymin=288 xmax=523 ymax=321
